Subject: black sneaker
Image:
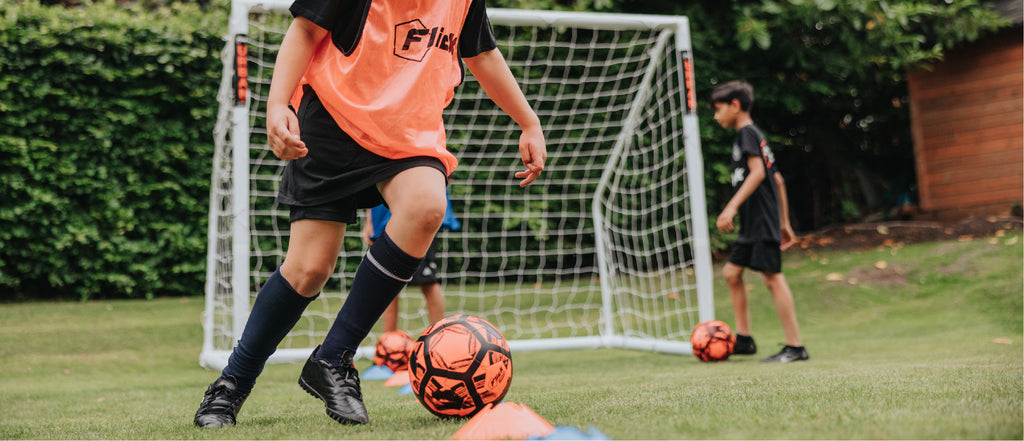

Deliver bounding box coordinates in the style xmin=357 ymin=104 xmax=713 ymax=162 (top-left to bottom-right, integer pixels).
xmin=733 ymin=334 xmax=757 ymax=355
xmin=298 ymin=346 xmax=369 ymax=424
xmin=760 ymin=345 xmax=810 ymax=363
xmin=194 ymin=375 xmax=249 ymax=428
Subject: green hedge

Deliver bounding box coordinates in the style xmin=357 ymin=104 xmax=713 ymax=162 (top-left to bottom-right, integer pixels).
xmin=0 ymin=1 xmax=226 ymax=300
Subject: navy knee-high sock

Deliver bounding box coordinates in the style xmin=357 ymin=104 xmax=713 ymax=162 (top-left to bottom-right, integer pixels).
xmin=222 ymin=267 xmax=316 ymax=394
xmin=317 ymin=232 xmax=422 ymax=364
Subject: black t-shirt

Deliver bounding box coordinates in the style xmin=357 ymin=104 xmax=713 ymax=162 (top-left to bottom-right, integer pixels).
xmin=729 ymin=124 xmax=781 ymax=244
xmin=289 ymin=0 xmax=497 ymax=58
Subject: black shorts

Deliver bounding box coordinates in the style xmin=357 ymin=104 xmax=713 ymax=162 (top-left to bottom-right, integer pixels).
xmin=280 ymin=85 xmax=447 ymax=225
xmin=728 ymin=241 xmax=782 ymax=274
xmin=409 ymin=237 xmax=440 ymax=286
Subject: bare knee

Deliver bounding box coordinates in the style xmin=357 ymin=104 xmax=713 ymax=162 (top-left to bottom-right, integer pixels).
xmin=415 ymin=200 xmax=446 ymax=234
xmin=393 ymin=193 xmax=446 ymax=236
xmin=282 ymin=262 xmax=334 ymax=296
xmin=722 ymin=264 xmax=744 ymax=286
xmin=379 ymin=167 xmax=448 ymax=237
xmin=762 ymin=272 xmax=788 ymax=293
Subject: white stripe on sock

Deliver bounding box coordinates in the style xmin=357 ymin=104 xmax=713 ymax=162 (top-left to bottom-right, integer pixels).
xmin=365 ymin=250 xmax=414 ymax=283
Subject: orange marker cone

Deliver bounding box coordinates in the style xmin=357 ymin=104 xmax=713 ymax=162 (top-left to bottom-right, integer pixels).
xmin=384 ymin=370 xmax=410 ymax=387
xmin=450 ymin=402 xmax=555 ymax=440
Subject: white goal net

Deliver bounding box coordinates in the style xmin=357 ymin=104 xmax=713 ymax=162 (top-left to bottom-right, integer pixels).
xmin=201 ymin=1 xmax=714 ymax=370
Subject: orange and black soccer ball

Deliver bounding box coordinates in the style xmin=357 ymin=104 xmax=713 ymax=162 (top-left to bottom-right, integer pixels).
xmin=691 ymin=320 xmax=736 ymax=362
xmin=408 ymin=314 xmax=513 ymax=418
xmin=373 ymin=330 xmax=414 ymax=372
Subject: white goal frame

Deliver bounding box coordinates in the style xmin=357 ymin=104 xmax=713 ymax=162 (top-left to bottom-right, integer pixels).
xmin=201 ymin=0 xmax=714 ymax=370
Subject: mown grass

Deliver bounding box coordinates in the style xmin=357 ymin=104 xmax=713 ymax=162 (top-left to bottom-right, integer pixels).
xmin=0 ymin=231 xmax=1020 ymax=439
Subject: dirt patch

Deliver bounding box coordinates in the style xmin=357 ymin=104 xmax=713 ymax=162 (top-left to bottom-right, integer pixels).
xmin=786 ymin=215 xmax=1021 ymax=287
xmin=844 ymin=263 xmax=912 ymax=287
xmin=791 ymin=215 xmax=1023 ymax=253
xmin=713 ymin=215 xmax=1020 ymax=289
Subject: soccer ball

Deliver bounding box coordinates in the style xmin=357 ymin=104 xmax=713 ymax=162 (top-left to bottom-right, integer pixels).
xmin=373 ymin=330 xmax=414 ymax=372
xmin=691 ymin=320 xmax=736 ymax=362
xmin=408 ymin=314 xmax=513 ymax=418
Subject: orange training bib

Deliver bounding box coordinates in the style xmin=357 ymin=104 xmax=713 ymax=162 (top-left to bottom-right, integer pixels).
xmin=293 ymin=0 xmax=473 ymax=176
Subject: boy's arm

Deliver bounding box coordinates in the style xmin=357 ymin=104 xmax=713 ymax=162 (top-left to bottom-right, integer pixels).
xmin=716 ymin=155 xmax=765 ymax=233
xmin=774 ymin=172 xmax=796 ymax=250
xmin=463 ymin=49 xmax=547 ymax=187
xmin=266 ymin=17 xmax=328 ymax=160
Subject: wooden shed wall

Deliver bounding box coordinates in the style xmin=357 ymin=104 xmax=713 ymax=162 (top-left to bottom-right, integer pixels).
xmin=907 ymin=30 xmax=1023 ymax=216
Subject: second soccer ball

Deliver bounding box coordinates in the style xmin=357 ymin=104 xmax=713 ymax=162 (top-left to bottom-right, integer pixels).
xmin=691 ymin=320 xmax=736 ymax=362
xmin=374 ymin=330 xmax=414 ymax=373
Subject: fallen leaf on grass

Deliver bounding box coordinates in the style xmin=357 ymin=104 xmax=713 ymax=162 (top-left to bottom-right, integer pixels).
xmin=992 ymin=338 xmax=1013 ymax=344
xmin=825 ymin=273 xmax=843 ymax=282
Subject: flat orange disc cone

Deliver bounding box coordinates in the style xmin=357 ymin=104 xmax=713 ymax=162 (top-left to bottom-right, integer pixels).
xmin=450 ymin=402 xmax=555 ymax=440
xmin=384 ymin=370 xmax=410 ymax=387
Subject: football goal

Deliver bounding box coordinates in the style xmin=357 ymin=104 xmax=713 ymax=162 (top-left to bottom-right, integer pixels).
xmin=201 ymin=0 xmax=714 ymax=370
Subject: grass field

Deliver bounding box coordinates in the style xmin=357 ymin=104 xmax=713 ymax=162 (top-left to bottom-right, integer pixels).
xmin=1 ymin=231 xmax=1021 ymax=439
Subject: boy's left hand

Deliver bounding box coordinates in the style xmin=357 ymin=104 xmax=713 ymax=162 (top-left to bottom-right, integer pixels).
xmin=780 ymin=224 xmax=797 ymax=250
xmin=515 ymin=128 xmax=547 ymax=187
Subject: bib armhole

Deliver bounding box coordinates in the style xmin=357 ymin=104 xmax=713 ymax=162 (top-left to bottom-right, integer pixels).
xmin=331 ymin=0 xmax=372 ymax=56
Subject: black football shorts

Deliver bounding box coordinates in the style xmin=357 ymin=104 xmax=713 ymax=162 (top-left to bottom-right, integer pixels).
xmin=280 ymin=85 xmax=447 ymax=225
xmin=728 ymin=241 xmax=782 ymax=274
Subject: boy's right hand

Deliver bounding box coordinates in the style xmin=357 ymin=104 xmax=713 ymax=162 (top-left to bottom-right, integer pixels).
xmin=267 ymin=104 xmax=308 ymax=160
xmin=716 ymin=207 xmax=736 ymax=233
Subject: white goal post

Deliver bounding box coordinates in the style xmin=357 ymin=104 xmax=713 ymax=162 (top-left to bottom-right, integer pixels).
xmin=201 ymin=0 xmax=714 ymax=370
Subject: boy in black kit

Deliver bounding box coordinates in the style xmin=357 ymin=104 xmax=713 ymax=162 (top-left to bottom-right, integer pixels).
xmin=710 ymin=80 xmax=808 ymax=363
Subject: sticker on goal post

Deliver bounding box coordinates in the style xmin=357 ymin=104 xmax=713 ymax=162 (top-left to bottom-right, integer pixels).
xmin=233 ymin=35 xmax=249 ymax=105
xmin=683 ymin=57 xmax=697 ymax=112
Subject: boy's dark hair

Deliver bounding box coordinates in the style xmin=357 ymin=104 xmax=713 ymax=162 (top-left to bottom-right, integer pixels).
xmin=710 ymin=80 xmax=755 ymax=112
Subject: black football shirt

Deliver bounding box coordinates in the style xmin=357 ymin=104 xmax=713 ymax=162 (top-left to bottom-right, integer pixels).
xmin=729 ymin=124 xmax=781 ymax=244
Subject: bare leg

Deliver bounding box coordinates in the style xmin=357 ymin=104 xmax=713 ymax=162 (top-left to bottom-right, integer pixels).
xmin=281 ymin=220 xmax=348 ymax=297
xmin=382 ymin=283 xmax=443 ymax=334
xmin=763 ymin=272 xmax=802 ymax=347
xmin=382 ymin=297 xmax=400 ymax=333
xmin=377 ymin=167 xmax=448 ymax=257
xmin=723 ymin=262 xmax=751 ymax=336
xmin=316 ymin=166 xmax=446 ymax=357
xmin=420 ymin=282 xmax=445 ymax=325
xmin=369 ymin=166 xmax=447 ymax=335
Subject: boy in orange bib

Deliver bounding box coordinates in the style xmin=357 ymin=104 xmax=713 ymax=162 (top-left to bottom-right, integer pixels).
xmin=194 ymin=0 xmax=546 ymax=427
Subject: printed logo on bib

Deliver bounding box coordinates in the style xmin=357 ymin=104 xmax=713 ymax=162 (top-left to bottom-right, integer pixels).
xmin=395 ymin=19 xmax=458 ymax=62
